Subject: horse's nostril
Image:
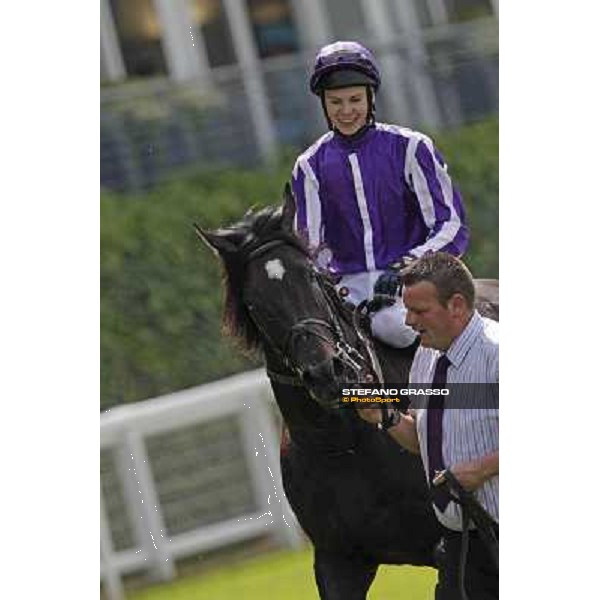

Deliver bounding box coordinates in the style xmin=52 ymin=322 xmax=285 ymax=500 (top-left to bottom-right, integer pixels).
xmin=303 ymin=359 xmax=338 ymax=384
xmin=302 ymin=368 xmax=314 ymax=383
xmin=302 ymin=364 xmax=323 ymax=384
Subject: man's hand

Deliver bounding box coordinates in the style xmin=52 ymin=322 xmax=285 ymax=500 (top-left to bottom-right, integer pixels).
xmin=356 ymin=404 xmax=382 ymax=425
xmin=449 ymin=451 xmax=499 ymax=492
xmin=357 ymin=406 xmax=421 ymax=455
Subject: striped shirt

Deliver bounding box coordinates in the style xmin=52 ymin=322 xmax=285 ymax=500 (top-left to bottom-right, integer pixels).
xmin=410 ymin=311 xmax=499 ymax=531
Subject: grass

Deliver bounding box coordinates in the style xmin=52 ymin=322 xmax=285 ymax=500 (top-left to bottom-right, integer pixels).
xmin=125 ymin=547 xmax=437 ymax=599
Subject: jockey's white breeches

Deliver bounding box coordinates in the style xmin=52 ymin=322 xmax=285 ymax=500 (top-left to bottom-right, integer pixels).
xmin=336 ymin=271 xmax=418 ymax=348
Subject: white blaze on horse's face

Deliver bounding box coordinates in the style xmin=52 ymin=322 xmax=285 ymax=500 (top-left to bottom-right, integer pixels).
xmin=265 ymin=258 xmax=286 ymax=281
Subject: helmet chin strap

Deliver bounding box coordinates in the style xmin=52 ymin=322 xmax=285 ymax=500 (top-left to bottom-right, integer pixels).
xmin=333 ymin=122 xmax=374 ymax=141
xmin=320 ymin=86 xmax=376 ymax=135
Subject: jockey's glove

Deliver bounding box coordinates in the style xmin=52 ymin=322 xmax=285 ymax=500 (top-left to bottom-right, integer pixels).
xmin=368 ymin=294 xmax=396 ymax=313
xmin=373 ymin=269 xmax=401 ymax=296
xmin=373 ymin=257 xmax=415 ymax=297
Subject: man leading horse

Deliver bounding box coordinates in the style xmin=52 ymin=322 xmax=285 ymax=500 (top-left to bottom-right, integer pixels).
xmin=359 ymin=253 xmax=499 ymax=600
xmin=196 ymin=196 xmax=498 ymax=600
xmin=196 ymin=40 xmax=496 ymax=600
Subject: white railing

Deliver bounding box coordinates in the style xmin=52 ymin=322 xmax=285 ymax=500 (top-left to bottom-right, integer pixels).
xmin=100 ymin=369 xmax=304 ymax=600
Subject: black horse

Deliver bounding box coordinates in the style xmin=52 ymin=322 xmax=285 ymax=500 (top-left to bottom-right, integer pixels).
xmin=196 ymin=185 xmax=499 ymax=600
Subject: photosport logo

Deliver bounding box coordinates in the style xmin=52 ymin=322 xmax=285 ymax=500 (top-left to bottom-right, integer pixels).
xmin=337 ymin=383 xmax=498 ymax=409
xmin=341 ymin=387 xmax=449 ymax=404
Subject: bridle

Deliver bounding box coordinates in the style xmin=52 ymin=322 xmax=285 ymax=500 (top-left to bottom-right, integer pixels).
xmin=242 ymin=238 xmax=383 ymax=390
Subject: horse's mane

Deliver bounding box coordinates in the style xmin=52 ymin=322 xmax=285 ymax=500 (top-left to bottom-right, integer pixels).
xmin=218 ymin=205 xmax=308 ymax=353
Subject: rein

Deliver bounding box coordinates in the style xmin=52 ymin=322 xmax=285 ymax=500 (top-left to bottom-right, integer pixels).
xmin=433 ymin=469 xmax=499 ymax=600
xmin=242 ymin=238 xmax=382 ymax=389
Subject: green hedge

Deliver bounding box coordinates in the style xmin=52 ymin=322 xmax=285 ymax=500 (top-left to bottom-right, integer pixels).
xmin=101 ymin=118 xmax=498 ymax=409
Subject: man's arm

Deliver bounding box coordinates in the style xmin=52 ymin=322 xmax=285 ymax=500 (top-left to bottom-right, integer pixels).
xmin=450 ymin=450 xmax=499 ymax=492
xmin=387 ymin=412 xmax=421 ymax=454
xmin=356 ymin=407 xmax=421 ymax=454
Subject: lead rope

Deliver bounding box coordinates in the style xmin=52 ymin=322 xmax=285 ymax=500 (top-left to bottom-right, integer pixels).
xmin=458 ymin=506 xmax=471 ymax=600
xmin=435 ymin=469 xmax=499 ymax=600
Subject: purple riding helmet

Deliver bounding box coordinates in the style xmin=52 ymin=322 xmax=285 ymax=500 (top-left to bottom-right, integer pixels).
xmin=309 ymin=41 xmax=381 ymax=95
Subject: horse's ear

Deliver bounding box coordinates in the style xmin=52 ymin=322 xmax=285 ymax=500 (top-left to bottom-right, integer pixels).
xmin=281 ymin=182 xmax=296 ymax=232
xmin=194 ymin=223 xmax=237 ymax=257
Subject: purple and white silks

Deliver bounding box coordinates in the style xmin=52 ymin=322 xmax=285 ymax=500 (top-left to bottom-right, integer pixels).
xmin=291 ymin=123 xmax=469 ymax=276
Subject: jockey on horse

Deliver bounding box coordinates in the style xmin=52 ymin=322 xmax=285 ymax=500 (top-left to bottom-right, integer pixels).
xmin=291 ymin=41 xmax=470 ymax=345
xmin=197 ymin=41 xmax=496 ymax=600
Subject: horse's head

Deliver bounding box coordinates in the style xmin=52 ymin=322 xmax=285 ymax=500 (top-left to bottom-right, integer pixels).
xmin=196 ymin=184 xmax=378 ymax=408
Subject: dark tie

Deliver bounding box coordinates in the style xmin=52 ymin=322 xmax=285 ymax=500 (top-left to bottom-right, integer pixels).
xmin=427 ymin=353 xmax=451 ymax=511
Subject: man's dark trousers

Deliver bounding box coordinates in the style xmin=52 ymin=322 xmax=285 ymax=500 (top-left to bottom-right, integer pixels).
xmin=435 ymin=525 xmax=499 ymax=600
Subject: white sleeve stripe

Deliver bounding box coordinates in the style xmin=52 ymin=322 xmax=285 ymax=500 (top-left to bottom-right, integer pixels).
xmin=411 ymin=150 xmax=437 ymax=229
xmin=300 ymin=159 xmax=322 ymax=249
xmin=409 ymin=138 xmax=462 ymax=256
xmin=417 ymin=156 xmax=461 ymax=253
xmin=293 ymin=132 xmax=333 ymax=250
xmin=348 ymin=153 xmax=376 ymax=271
xmin=296 ymin=131 xmax=334 ymax=169
xmin=404 ymin=134 xmax=419 ymax=194
xmin=299 ymin=156 xmax=320 ymax=188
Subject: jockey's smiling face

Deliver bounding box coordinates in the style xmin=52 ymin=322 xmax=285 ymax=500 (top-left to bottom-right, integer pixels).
xmin=323 ymin=86 xmax=369 ymax=136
